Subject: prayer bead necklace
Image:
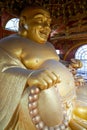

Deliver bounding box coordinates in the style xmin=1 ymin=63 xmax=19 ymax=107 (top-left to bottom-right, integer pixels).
xmin=28 ymin=87 xmax=70 ymax=130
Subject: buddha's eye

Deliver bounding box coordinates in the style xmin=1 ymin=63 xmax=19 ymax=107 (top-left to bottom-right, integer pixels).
xmin=38 ymin=19 xmax=43 ymax=23
xmin=34 ymin=17 xmax=43 ymax=23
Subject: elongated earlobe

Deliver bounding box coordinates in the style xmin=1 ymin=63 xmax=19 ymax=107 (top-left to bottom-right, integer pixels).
xmin=18 ymin=16 xmax=28 ymax=37
xmin=24 ymin=24 xmax=28 ymax=30
xmin=19 ymin=16 xmax=26 ymax=29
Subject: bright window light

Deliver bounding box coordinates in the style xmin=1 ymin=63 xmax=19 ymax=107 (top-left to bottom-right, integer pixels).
xmin=5 ymin=18 xmax=19 ymax=32
xmin=56 ymin=50 xmax=60 ymax=54
xmin=75 ymin=45 xmax=87 ymax=81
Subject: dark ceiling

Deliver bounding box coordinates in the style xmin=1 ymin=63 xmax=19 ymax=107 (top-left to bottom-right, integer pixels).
xmin=0 ymin=0 xmax=87 ymax=17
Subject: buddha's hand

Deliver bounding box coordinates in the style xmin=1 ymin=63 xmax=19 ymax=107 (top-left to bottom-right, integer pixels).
xmin=27 ymin=68 xmax=61 ymax=90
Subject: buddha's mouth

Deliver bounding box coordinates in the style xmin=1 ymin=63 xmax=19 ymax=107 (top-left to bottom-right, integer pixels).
xmin=39 ymin=30 xmax=50 ymax=39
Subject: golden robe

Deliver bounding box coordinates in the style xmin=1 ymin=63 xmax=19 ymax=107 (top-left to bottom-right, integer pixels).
xmin=0 ymin=47 xmax=31 ymax=129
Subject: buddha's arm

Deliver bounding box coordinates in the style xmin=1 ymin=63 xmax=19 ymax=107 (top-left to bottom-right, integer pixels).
xmin=0 ymin=48 xmax=32 ymax=129
xmin=0 ymin=46 xmax=61 ymax=91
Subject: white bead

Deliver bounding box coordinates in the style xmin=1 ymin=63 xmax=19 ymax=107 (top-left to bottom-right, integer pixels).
xmin=55 ymin=127 xmax=61 ymax=130
xmin=36 ymin=124 xmax=40 ymax=130
xmin=33 ymin=108 xmax=38 ymax=115
xmin=63 ymin=110 xmax=67 ymax=115
xmin=38 ymin=121 xmax=44 ymax=129
xmin=49 ymin=127 xmax=54 ymax=130
xmin=35 ymin=87 xmax=40 ymax=93
xmin=31 ymin=89 xmax=35 ymax=94
xmin=29 ymin=95 xmax=33 ymax=102
xmin=28 ymin=103 xmax=32 ymax=110
xmin=43 ymin=126 xmax=49 ymax=130
xmin=32 ymin=117 xmax=37 ymax=124
xmin=29 ymin=111 xmax=34 ymax=118
xmin=63 ymin=120 xmax=68 ymax=126
xmin=60 ymin=124 xmax=65 ymax=129
xmin=32 ymin=102 xmax=37 ymax=108
xmin=35 ymin=115 xmax=41 ymax=122
xmin=34 ymin=94 xmax=38 ymax=100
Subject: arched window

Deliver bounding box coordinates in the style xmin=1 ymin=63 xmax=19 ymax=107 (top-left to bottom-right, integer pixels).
xmin=5 ymin=18 xmax=19 ymax=32
xmin=75 ymin=45 xmax=87 ymax=81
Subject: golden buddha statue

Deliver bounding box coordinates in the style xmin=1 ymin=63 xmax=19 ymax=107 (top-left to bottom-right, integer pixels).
xmin=0 ymin=6 xmax=87 ymax=130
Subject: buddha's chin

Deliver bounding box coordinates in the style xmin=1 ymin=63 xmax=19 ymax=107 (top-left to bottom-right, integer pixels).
xmin=36 ymin=38 xmax=47 ymax=44
xmin=40 ymin=36 xmax=48 ymax=43
xmin=40 ymin=39 xmax=47 ymax=44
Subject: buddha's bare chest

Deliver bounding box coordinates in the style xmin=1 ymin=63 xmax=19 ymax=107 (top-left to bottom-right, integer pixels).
xmin=0 ymin=37 xmax=58 ymax=69
xmin=21 ymin=43 xmax=58 ymax=69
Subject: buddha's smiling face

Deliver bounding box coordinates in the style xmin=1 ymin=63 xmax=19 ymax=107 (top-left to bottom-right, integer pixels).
xmin=21 ymin=8 xmax=51 ymax=44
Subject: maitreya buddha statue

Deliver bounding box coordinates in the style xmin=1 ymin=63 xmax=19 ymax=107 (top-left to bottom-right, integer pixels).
xmin=0 ymin=6 xmax=87 ymax=130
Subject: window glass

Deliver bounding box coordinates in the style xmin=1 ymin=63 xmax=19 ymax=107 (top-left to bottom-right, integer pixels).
xmin=5 ymin=18 xmax=19 ymax=32
xmin=75 ymin=45 xmax=87 ymax=81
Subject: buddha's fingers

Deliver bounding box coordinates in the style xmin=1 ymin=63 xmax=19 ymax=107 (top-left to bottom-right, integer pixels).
xmin=69 ymin=119 xmax=86 ymax=130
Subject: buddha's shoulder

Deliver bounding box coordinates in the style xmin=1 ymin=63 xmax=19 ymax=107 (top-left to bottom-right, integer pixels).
xmin=0 ymin=34 xmax=26 ymax=42
xmin=0 ymin=34 xmax=31 ymax=47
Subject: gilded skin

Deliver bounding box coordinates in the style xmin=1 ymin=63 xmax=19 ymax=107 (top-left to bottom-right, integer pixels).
xmin=0 ymin=6 xmax=87 ymax=130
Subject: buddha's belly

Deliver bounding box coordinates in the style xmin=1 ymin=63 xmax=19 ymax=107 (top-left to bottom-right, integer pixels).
xmin=38 ymin=87 xmax=63 ymax=126
xmin=28 ymin=60 xmax=75 ymax=129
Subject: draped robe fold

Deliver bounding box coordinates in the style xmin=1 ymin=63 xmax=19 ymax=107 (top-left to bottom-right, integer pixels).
xmin=0 ymin=48 xmax=30 ymax=129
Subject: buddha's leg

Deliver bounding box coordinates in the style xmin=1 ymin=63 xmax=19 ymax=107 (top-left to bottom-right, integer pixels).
xmin=73 ymin=114 xmax=87 ymax=128
xmin=71 ymin=103 xmax=87 ymax=129
xmin=69 ymin=83 xmax=87 ymax=130
xmin=69 ymin=119 xmax=86 ymax=130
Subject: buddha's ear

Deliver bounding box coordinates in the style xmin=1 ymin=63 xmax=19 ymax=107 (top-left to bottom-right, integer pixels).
xmin=18 ymin=16 xmax=28 ymax=37
xmin=19 ymin=16 xmax=26 ymax=29
xmin=19 ymin=16 xmax=28 ymax=30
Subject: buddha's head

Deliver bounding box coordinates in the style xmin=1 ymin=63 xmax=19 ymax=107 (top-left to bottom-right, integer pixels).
xmin=19 ymin=6 xmax=51 ymax=44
